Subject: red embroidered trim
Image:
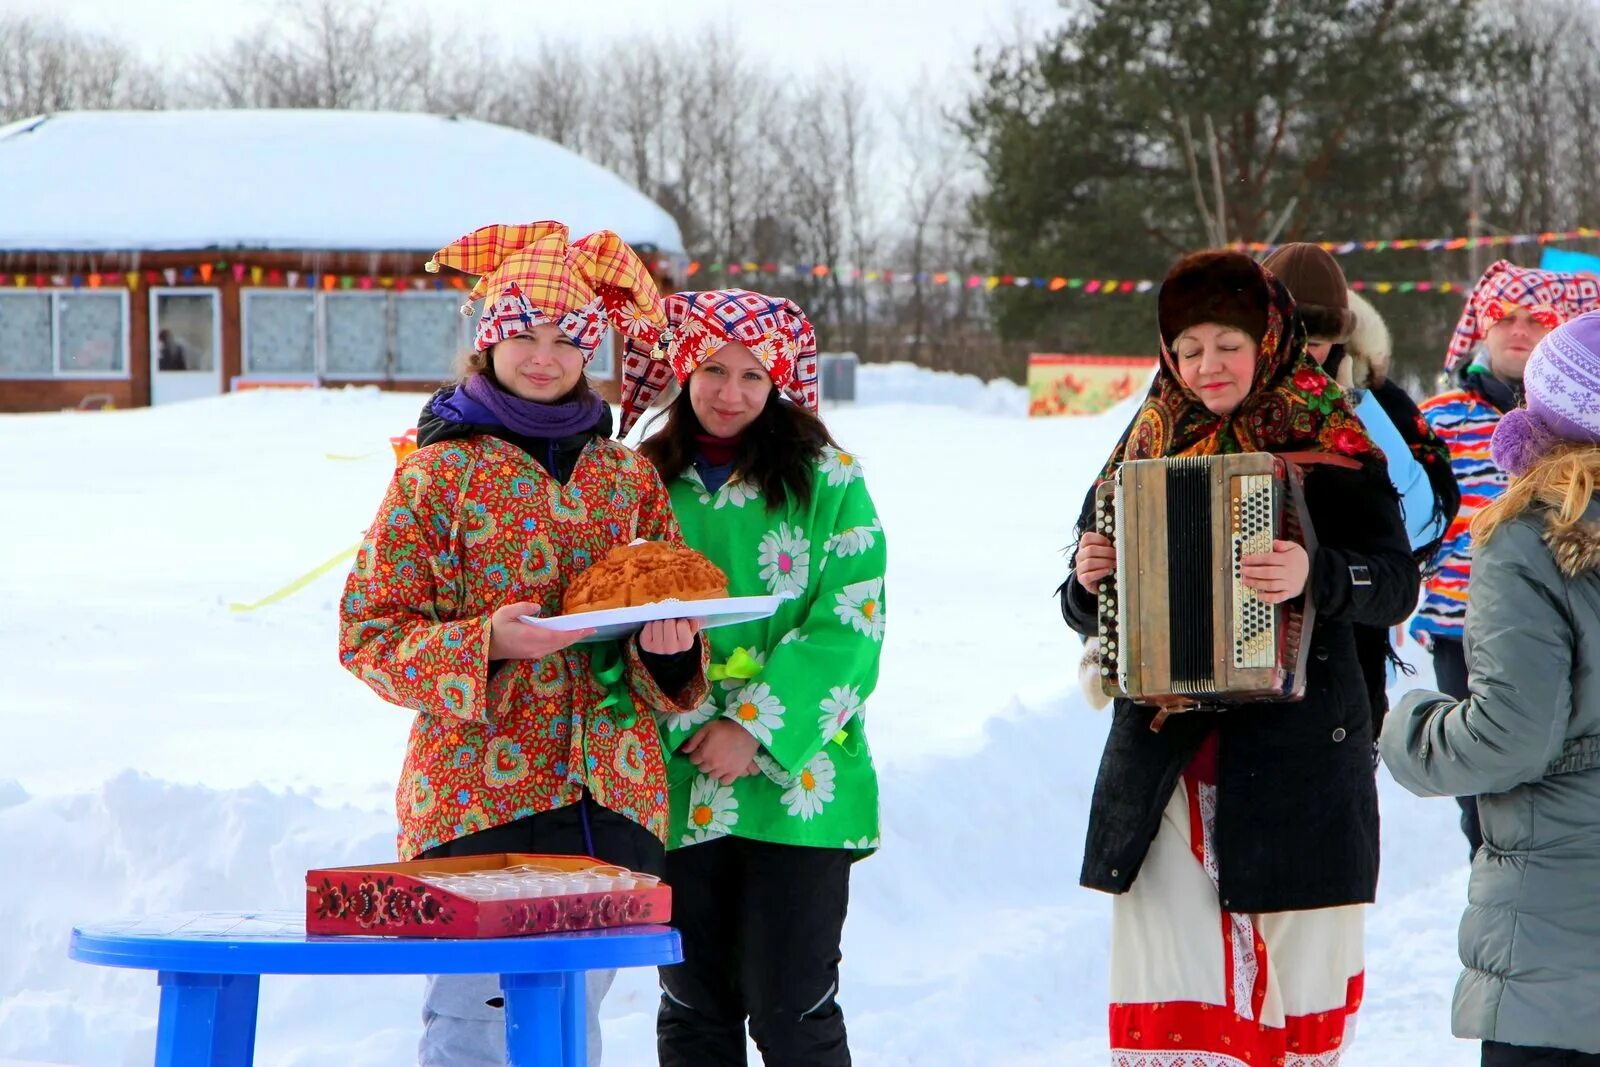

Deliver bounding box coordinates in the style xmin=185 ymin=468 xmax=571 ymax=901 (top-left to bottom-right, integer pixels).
xmin=1110 ymin=974 xmax=1364 ymax=1066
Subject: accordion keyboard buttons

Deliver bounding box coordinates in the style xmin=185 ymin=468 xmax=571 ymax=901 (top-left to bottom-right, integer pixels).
xmin=1232 ymin=475 xmax=1278 ymax=669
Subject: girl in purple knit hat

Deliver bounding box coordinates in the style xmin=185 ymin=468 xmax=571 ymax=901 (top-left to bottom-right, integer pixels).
xmin=1382 ymin=311 xmax=1600 ymax=1067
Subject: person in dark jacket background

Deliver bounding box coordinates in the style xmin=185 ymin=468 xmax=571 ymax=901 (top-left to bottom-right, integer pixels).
xmin=1383 ymin=312 xmax=1600 ymax=1067
xmin=1060 ymin=251 xmax=1419 ymax=1066
xmin=1260 ymin=243 xmax=1460 ymax=742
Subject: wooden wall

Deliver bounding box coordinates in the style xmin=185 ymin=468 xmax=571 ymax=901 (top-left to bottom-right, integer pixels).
xmin=0 ymin=247 xmax=662 ymax=412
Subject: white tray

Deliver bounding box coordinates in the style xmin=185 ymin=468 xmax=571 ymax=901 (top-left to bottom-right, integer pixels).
xmin=519 ymin=595 xmax=788 ymax=645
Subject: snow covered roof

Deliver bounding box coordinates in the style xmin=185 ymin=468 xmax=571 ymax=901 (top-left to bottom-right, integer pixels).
xmin=0 ymin=110 xmax=684 ymax=255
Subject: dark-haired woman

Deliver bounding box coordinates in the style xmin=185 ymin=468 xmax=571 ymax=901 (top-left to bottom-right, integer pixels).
xmin=623 ymin=288 xmax=885 ymax=1067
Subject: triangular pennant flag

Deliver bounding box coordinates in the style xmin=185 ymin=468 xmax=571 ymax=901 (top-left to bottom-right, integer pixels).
xmin=199 ymin=263 xmax=214 ymax=283
xmin=163 ymin=268 xmax=177 ymax=286
xmin=287 ymin=271 xmax=300 ymax=287
xmin=250 ymin=266 xmax=264 ymax=285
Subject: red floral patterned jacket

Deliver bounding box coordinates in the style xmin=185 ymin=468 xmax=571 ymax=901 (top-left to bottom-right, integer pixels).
xmin=339 ymin=436 xmax=709 ymax=858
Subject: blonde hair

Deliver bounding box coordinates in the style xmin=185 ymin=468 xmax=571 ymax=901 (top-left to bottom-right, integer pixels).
xmin=1473 ymin=443 xmax=1600 ymax=543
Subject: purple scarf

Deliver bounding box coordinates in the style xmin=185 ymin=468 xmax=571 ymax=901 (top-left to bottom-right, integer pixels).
xmin=434 ymin=373 xmax=607 ymax=438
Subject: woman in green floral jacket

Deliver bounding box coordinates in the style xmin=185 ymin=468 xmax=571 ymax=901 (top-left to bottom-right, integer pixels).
xmin=623 ymin=288 xmax=885 ymax=1067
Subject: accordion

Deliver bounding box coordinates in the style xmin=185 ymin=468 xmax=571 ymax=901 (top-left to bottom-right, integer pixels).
xmin=1092 ymin=453 xmax=1318 ymax=708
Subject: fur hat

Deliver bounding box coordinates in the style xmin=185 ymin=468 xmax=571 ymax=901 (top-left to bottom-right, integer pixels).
xmin=1333 ymin=289 xmax=1392 ymax=391
xmin=1157 ymin=250 xmax=1272 ymax=349
xmin=1260 ymin=243 xmax=1356 ymax=343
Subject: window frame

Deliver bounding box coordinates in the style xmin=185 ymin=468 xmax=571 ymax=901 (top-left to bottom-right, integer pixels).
xmin=320 ymin=289 xmax=392 ymax=382
xmin=240 ymin=288 xmax=321 ymax=379
xmin=240 ymin=288 xmax=469 ymax=382
xmin=0 ymin=287 xmax=130 ymax=380
xmin=388 ymin=290 xmax=472 ymax=382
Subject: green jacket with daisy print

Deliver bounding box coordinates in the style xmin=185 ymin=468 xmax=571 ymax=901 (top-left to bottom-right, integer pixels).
xmin=659 ymin=444 xmax=885 ymax=854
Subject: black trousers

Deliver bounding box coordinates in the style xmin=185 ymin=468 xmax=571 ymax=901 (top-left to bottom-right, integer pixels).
xmin=1484 ymin=1040 xmax=1600 ymax=1066
xmin=658 ymin=836 xmax=853 ymax=1067
xmin=418 ymin=794 xmax=666 ymax=874
xmin=1431 ymin=638 xmax=1484 ymax=856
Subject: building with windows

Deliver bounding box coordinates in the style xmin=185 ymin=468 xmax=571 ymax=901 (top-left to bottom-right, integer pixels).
xmin=0 ymin=110 xmax=684 ymax=412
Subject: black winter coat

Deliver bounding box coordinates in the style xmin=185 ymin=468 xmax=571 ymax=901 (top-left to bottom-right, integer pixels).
xmin=1061 ymin=460 xmax=1419 ymax=913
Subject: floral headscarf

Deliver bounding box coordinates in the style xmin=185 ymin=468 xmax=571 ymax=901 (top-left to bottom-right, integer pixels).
xmin=1094 ymin=254 xmax=1382 ymax=489
xmin=618 ymin=288 xmax=819 ymax=434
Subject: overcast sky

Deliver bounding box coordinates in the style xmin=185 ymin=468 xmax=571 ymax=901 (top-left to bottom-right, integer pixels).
xmin=3 ymin=0 xmax=1069 ymax=97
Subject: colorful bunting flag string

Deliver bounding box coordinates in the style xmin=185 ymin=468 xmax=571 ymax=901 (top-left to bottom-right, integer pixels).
xmin=5 ymin=261 xmax=1474 ymax=297
xmin=685 ymin=263 xmax=1472 ymax=293
xmin=1229 ymin=226 xmax=1599 ymax=257
xmin=6 ymin=224 xmax=1594 ymax=298
xmin=5 ymin=265 xmax=473 ymax=294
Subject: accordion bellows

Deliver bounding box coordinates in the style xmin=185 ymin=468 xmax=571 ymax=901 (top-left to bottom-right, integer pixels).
xmin=1093 ymin=454 xmax=1317 ymax=707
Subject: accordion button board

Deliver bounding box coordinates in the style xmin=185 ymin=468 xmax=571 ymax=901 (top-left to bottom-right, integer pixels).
xmin=1091 ymin=453 xmax=1316 ymax=708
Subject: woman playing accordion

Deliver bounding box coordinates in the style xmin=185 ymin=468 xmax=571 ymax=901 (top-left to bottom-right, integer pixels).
xmin=1059 ymin=251 xmax=1419 ymax=1066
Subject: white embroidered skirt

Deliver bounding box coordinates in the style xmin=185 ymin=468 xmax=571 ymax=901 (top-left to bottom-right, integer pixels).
xmin=1108 ymin=753 xmax=1365 ymax=1067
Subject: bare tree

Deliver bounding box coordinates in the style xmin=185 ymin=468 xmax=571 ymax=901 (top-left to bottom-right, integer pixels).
xmin=781 ymin=70 xmax=882 ymax=352
xmin=887 ymin=78 xmax=972 ymax=366
xmin=0 ymin=14 xmax=166 ymax=121
xmin=187 ymin=0 xmax=432 ymax=109
xmin=604 ymin=36 xmax=680 ymax=197
xmin=481 ymin=41 xmax=609 ymax=158
xmin=1468 ymin=0 xmax=1600 ymax=236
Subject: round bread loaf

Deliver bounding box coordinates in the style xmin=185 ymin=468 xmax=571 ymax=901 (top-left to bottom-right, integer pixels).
xmin=561 ymin=540 xmax=729 ymax=614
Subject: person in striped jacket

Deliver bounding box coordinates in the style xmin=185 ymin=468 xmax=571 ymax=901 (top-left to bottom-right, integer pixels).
xmin=1412 ymin=259 xmax=1600 ymax=853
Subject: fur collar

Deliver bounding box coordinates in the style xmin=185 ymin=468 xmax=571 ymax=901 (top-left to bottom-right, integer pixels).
xmin=1545 ymin=518 xmax=1600 ymax=577
xmin=1335 ymin=290 xmax=1392 ymax=391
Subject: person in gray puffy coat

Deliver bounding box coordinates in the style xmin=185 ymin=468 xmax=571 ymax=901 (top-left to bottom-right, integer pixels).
xmin=1381 ymin=311 xmax=1600 ymax=1067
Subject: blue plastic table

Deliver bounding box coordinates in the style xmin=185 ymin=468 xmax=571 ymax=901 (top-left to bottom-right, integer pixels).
xmin=69 ymin=911 xmax=681 ymax=1067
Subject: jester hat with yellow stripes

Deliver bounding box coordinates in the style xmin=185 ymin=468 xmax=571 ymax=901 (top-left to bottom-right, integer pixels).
xmin=426 ymin=221 xmax=667 ymax=358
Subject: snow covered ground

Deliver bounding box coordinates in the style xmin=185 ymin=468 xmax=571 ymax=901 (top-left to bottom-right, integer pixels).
xmin=0 ymin=364 xmax=1473 ymax=1065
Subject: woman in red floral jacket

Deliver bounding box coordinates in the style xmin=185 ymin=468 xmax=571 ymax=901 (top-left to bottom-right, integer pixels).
xmin=338 ymin=221 xmax=709 ymax=1067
